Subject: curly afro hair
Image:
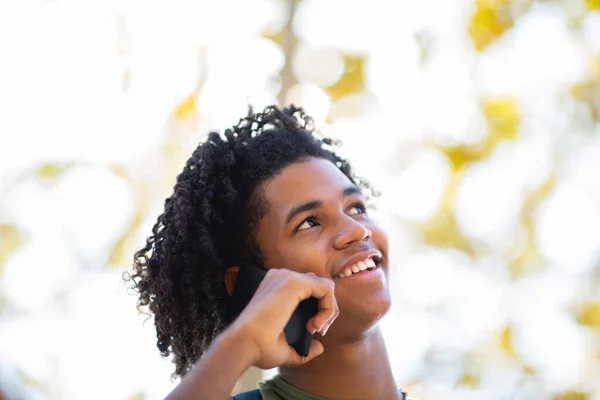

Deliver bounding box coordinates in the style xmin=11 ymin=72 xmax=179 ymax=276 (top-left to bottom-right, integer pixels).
xmin=125 ymin=104 xmax=376 ymax=378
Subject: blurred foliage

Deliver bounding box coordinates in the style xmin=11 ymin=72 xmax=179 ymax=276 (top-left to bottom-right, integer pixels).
xmin=422 ymin=97 xmax=521 ymax=257
xmin=468 ymin=0 xmax=517 ymax=52
xmin=34 ymin=162 xmax=74 ymax=181
xmin=107 ymin=212 xmax=144 ymax=267
xmin=414 ymin=31 xmax=434 ymax=67
xmin=262 ymin=30 xmax=285 ymax=47
xmin=552 ymin=391 xmax=590 ymax=400
xmin=482 ymin=97 xmax=520 ymax=140
xmin=587 ymin=0 xmax=600 ymax=11
xmin=418 ymin=176 xmax=476 ymax=255
xmin=324 ymin=54 xmax=365 ymax=100
xmin=419 ymin=205 xmax=476 ymax=255
xmin=174 ymin=92 xmax=200 ymax=121
xmin=107 ymin=168 xmax=149 ymax=267
xmin=508 ymin=176 xmax=555 ymax=278
xmin=0 ymin=224 xmax=21 ymax=274
xmin=439 ymin=97 xmax=520 ymax=172
xmin=572 ymin=302 xmax=600 ymax=331
xmin=2 ymin=0 xmax=600 ymax=398
xmin=456 ymin=370 xmax=481 ymax=388
xmin=570 ymin=55 xmax=600 ymax=123
xmin=499 ymin=325 xmax=518 ymax=358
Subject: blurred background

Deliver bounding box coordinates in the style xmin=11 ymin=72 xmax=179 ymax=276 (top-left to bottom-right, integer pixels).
xmin=0 ymin=0 xmax=599 ymax=399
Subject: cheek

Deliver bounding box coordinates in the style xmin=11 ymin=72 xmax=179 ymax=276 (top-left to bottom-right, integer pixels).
xmin=272 ymin=238 xmax=329 ymax=274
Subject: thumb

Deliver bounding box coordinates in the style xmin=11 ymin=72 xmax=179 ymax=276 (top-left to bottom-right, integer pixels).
xmin=286 ymin=340 xmax=324 ymax=366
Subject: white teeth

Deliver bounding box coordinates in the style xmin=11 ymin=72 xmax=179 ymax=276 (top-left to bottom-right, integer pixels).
xmin=336 ymin=258 xmax=379 ymax=279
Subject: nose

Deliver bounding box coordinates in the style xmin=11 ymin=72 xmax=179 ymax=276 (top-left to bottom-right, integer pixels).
xmin=332 ymin=216 xmax=372 ymax=250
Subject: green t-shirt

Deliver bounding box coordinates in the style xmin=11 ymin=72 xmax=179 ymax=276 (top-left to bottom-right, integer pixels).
xmin=257 ymin=375 xmax=326 ymax=400
xmin=232 ymin=375 xmax=410 ymax=400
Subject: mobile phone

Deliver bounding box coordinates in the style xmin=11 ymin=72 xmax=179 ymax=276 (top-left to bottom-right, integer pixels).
xmin=230 ymin=264 xmax=319 ymax=357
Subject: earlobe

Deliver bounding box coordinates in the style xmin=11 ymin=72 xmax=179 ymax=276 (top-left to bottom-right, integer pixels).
xmin=224 ymin=266 xmax=240 ymax=297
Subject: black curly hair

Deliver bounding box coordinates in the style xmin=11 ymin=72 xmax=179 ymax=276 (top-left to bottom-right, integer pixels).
xmin=125 ymin=104 xmax=376 ymax=378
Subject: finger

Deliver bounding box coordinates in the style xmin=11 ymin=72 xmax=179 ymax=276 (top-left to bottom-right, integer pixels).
xmin=318 ymin=306 xmax=340 ymax=336
xmin=299 ymin=275 xmax=336 ymax=332
xmin=307 ymin=299 xmax=338 ymax=334
xmin=285 ymin=340 xmax=324 ymax=366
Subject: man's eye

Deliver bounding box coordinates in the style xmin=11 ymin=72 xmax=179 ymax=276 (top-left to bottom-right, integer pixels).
xmin=348 ymin=203 xmax=367 ymax=215
xmin=297 ymin=217 xmax=319 ymax=232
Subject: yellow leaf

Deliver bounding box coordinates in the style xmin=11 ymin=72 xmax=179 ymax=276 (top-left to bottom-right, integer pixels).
xmin=435 ymin=96 xmax=520 ymax=172
xmin=324 ymin=54 xmax=365 ymax=100
xmin=109 ymin=164 xmax=128 ymax=180
xmin=570 ymin=55 xmax=600 ymax=122
xmin=419 ymin=208 xmax=473 ymax=254
xmin=262 ymin=30 xmax=285 ymax=47
xmin=468 ymin=0 xmax=515 ymax=52
xmin=35 ymin=162 xmax=74 ymax=180
xmin=418 ymin=175 xmax=476 ymax=255
xmin=482 ymin=96 xmax=520 ymax=141
xmin=457 ymin=371 xmax=480 ymax=387
xmin=587 ymin=0 xmax=600 ymax=11
xmin=573 ymin=302 xmax=600 ymax=330
xmin=107 ymin=211 xmax=144 ymax=267
xmin=507 ymin=176 xmax=554 ymax=279
xmin=553 ymin=391 xmax=590 ymax=400
xmin=499 ymin=325 xmax=517 ymax=358
xmin=0 ymin=224 xmax=21 ymax=273
xmin=174 ymin=93 xmax=198 ymax=121
xmin=506 ymin=232 xmax=544 ymax=279
xmin=438 ymin=142 xmax=491 ymax=172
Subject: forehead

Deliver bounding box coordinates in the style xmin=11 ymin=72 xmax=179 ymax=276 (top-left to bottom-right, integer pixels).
xmin=262 ymin=158 xmax=356 ymax=209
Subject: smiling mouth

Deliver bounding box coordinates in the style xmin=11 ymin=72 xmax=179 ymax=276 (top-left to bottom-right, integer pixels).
xmin=335 ymin=256 xmax=379 ymax=280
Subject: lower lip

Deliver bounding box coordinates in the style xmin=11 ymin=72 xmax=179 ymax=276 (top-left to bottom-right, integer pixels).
xmin=336 ymin=266 xmax=384 ymax=281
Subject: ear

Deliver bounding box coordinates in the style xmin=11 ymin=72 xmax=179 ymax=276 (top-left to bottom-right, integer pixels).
xmin=224 ymin=266 xmax=240 ymax=297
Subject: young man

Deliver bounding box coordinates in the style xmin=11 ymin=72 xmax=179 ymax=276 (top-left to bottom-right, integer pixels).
xmin=127 ymin=105 xmax=408 ymax=399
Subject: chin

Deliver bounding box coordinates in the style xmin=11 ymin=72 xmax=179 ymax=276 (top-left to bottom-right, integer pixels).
xmin=331 ymin=294 xmax=392 ymax=338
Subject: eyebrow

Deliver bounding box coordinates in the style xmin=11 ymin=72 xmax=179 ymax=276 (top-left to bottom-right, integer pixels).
xmin=285 ymin=186 xmax=363 ymax=225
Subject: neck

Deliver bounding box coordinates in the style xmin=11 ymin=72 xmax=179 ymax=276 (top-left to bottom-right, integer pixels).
xmin=278 ymin=327 xmax=402 ymax=400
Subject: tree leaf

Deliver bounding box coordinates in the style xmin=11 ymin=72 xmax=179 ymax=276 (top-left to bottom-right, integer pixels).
xmin=438 ymin=96 xmax=520 ymax=171
xmin=468 ymin=0 xmax=515 ymax=52
xmin=573 ymin=302 xmax=600 ymax=330
xmin=482 ymin=96 xmax=520 ymax=141
xmin=35 ymin=162 xmax=74 ymax=180
xmin=569 ymin=55 xmax=600 ymax=123
xmin=499 ymin=325 xmax=517 ymax=358
xmin=552 ymin=391 xmax=590 ymax=400
xmin=0 ymin=224 xmax=21 ymax=275
xmin=324 ymin=54 xmax=365 ymax=100
xmin=457 ymin=371 xmax=480 ymax=387
xmin=587 ymin=0 xmax=600 ymax=11
xmin=174 ymin=93 xmax=198 ymax=121
xmin=418 ymin=175 xmax=476 ymax=254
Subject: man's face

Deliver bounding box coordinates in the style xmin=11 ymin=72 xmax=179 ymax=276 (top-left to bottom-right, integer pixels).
xmin=255 ymin=157 xmax=391 ymax=340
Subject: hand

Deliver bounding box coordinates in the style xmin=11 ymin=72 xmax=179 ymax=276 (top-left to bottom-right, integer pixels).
xmin=227 ymin=268 xmax=338 ymax=369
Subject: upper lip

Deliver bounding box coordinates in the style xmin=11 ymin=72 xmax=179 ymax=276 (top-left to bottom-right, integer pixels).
xmin=332 ymin=248 xmax=383 ymax=278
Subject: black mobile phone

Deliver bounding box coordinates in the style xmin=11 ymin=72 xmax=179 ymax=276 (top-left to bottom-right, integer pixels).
xmin=230 ymin=264 xmax=319 ymax=357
